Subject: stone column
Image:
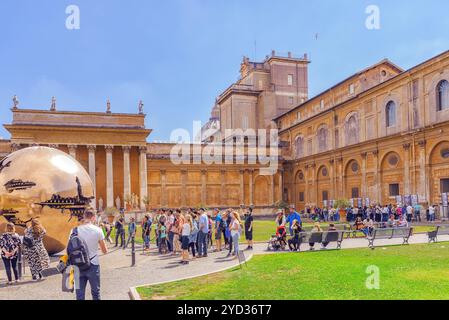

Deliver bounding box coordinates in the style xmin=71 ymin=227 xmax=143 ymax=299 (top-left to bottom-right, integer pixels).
xmin=269 ymin=174 xmax=275 ymax=205
xmin=139 ymin=146 xmax=148 ymax=210
xmin=87 ymin=145 xmax=97 ymax=209
xmin=337 ymin=157 xmax=344 ymax=199
xmin=403 ymin=143 xmax=411 ymax=195
xmin=248 ymin=169 xmax=254 ymax=206
xmin=418 ymin=140 xmax=427 ymax=203
xmin=310 ymin=163 xmax=316 ymax=205
xmin=373 ymin=150 xmax=380 ymax=204
xmin=161 ymin=170 xmax=167 ymax=207
xmin=278 ymin=169 xmax=284 ymax=202
xmin=105 ymin=145 xmax=114 ymax=208
xmin=220 ymin=170 xmax=226 ymax=205
xmin=304 ymin=165 xmax=309 ymax=206
xmin=122 ymin=146 xmax=132 ymax=204
xmin=329 ymin=159 xmax=335 ymax=200
xmin=181 ymin=170 xmax=187 ymax=207
xmin=201 ymin=170 xmax=207 ymax=205
xmin=239 ymin=169 xmax=245 ymax=205
xmin=361 ymin=152 xmax=367 ymax=198
xmin=68 ymin=145 xmax=77 ymax=159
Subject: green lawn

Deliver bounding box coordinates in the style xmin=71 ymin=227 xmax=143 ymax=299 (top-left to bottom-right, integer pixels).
xmin=137 ymin=242 xmax=449 ymax=300
xmin=109 ymin=220 xmax=436 ymax=245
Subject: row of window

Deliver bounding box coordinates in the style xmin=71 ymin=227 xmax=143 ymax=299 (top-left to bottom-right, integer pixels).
xmin=297 ymin=179 xmax=449 ymax=203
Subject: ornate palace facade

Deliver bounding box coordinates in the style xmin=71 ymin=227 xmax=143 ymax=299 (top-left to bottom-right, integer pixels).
xmin=1 ymin=50 xmax=449 ymax=213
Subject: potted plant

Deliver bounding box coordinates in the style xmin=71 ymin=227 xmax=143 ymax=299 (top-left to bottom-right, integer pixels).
xmin=105 ymin=207 xmax=119 ymax=223
xmin=333 ymin=199 xmax=351 ymax=221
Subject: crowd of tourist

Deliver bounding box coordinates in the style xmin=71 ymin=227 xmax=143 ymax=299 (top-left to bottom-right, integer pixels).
xmin=113 ymin=207 xmax=255 ymax=265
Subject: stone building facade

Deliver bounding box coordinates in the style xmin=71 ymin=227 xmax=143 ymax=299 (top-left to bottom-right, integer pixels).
xmin=275 ymin=50 xmax=449 ymax=210
xmin=1 ymin=50 xmax=449 ymax=213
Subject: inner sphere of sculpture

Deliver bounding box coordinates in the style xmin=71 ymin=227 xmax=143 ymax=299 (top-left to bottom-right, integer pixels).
xmin=0 ymin=146 xmax=94 ymax=255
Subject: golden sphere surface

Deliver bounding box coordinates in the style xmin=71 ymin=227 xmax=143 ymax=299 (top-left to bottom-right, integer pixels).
xmin=0 ymin=146 xmax=94 ymax=254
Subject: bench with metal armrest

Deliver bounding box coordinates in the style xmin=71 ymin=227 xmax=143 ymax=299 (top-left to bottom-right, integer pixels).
xmin=427 ymin=225 xmax=449 ymax=243
xmin=366 ymin=227 xmax=413 ymax=249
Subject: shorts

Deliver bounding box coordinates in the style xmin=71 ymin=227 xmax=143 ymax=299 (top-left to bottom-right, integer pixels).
xmin=215 ymin=228 xmax=222 ymax=240
xmin=245 ymin=229 xmax=253 ymax=241
xmin=181 ymin=236 xmax=189 ymax=250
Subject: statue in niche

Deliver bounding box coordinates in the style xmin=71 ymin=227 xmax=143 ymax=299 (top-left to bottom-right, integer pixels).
xmin=98 ymin=197 xmax=104 ymax=212
xmin=115 ymin=196 xmax=121 ymax=210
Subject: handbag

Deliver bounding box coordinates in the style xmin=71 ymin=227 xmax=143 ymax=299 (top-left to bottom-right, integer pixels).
xmin=23 ymin=235 xmax=34 ymax=248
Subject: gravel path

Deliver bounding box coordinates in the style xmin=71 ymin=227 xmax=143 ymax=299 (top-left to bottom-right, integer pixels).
xmin=0 ymin=232 xmax=447 ymax=300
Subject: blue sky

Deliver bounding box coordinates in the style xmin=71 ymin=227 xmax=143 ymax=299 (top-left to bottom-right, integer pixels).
xmin=0 ymin=0 xmax=448 ymax=141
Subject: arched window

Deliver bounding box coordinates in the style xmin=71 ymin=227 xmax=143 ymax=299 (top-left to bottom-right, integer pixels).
xmin=345 ymin=113 xmax=359 ymax=146
xmin=437 ymin=80 xmax=449 ymax=111
xmin=386 ymin=101 xmax=396 ymax=127
xmin=317 ymin=126 xmax=328 ymax=153
xmin=295 ymin=136 xmax=304 ymax=159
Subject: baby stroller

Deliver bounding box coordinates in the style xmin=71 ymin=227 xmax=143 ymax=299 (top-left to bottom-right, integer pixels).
xmin=267 ymin=226 xmax=287 ymax=251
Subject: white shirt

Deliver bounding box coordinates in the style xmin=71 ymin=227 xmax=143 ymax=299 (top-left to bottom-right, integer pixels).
xmin=182 ymin=223 xmax=191 ymax=236
xmin=406 ymin=206 xmax=413 ymax=214
xmin=72 ymin=223 xmax=105 ymax=265
xmin=429 ymin=207 xmax=435 ymax=215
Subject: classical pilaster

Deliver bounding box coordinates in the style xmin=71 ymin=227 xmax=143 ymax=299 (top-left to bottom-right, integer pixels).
xmin=68 ymin=145 xmax=78 ymax=159
xmin=310 ymin=163 xmax=316 ymax=205
xmin=139 ymin=146 xmax=148 ymax=210
xmin=122 ymin=146 xmax=132 ymax=203
xmin=337 ymin=157 xmax=344 ymax=199
xmin=105 ymin=145 xmax=114 ymax=208
xmin=201 ymin=170 xmax=207 ymax=205
xmin=304 ymin=165 xmax=310 ymax=205
xmin=87 ymin=145 xmax=97 ymax=209
xmin=361 ymin=152 xmax=368 ymax=198
xmin=161 ymin=169 xmax=167 ymax=207
xmin=329 ymin=159 xmax=335 ymax=200
xmin=239 ymin=169 xmax=245 ymax=205
xmin=269 ymin=174 xmax=275 ymax=205
xmin=248 ymin=169 xmax=254 ymax=206
xmin=278 ymin=169 xmax=284 ymax=203
xmin=181 ymin=170 xmax=187 ymax=207
xmin=418 ymin=140 xmax=427 ymax=202
xmin=372 ymin=150 xmax=380 ymax=203
xmin=403 ymin=143 xmax=411 ymax=195
xmin=220 ymin=170 xmax=226 ymax=204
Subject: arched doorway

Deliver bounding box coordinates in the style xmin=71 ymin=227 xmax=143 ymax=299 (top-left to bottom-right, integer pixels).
xmin=317 ymin=165 xmax=331 ymax=207
xmin=429 ymin=141 xmax=449 ymax=204
xmin=295 ymin=170 xmax=306 ymax=210
xmin=380 ymin=152 xmax=403 ymax=205
xmin=344 ymin=159 xmax=362 ymax=201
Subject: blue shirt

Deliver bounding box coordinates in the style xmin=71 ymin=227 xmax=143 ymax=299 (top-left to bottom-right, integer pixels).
xmin=199 ymin=214 xmax=209 ymax=233
xmin=287 ymin=211 xmax=301 ymax=231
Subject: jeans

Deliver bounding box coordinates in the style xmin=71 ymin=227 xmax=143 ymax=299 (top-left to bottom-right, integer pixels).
xmin=76 ymin=264 xmax=101 ymax=300
xmin=143 ymin=234 xmax=150 ymax=249
xmin=115 ymin=231 xmax=125 ymax=247
xmin=2 ymin=257 xmax=18 ymax=282
xmin=168 ymin=231 xmax=174 ymax=252
xmin=232 ymin=233 xmax=239 ymax=255
xmin=198 ymin=231 xmax=208 ymax=256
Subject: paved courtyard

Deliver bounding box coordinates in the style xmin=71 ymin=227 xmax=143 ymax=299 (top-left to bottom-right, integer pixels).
xmin=0 ymin=233 xmax=447 ymax=300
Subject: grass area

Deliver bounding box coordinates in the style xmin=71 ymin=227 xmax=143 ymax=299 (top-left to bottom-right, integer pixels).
xmin=108 ymin=221 xmax=437 ymax=245
xmin=137 ymin=242 xmax=449 ymax=300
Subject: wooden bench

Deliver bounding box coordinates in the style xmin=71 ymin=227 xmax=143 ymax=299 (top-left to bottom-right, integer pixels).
xmin=366 ymin=227 xmax=413 ymax=249
xmin=427 ymin=225 xmax=449 ymax=243
xmin=297 ymin=230 xmax=346 ymax=250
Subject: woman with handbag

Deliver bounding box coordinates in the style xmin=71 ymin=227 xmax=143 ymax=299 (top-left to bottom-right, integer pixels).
xmin=0 ymin=223 xmax=22 ymax=285
xmin=23 ymin=219 xmax=50 ymax=281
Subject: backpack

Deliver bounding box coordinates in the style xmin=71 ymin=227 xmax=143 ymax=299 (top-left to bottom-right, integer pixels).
xmin=67 ymin=227 xmax=94 ymax=271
